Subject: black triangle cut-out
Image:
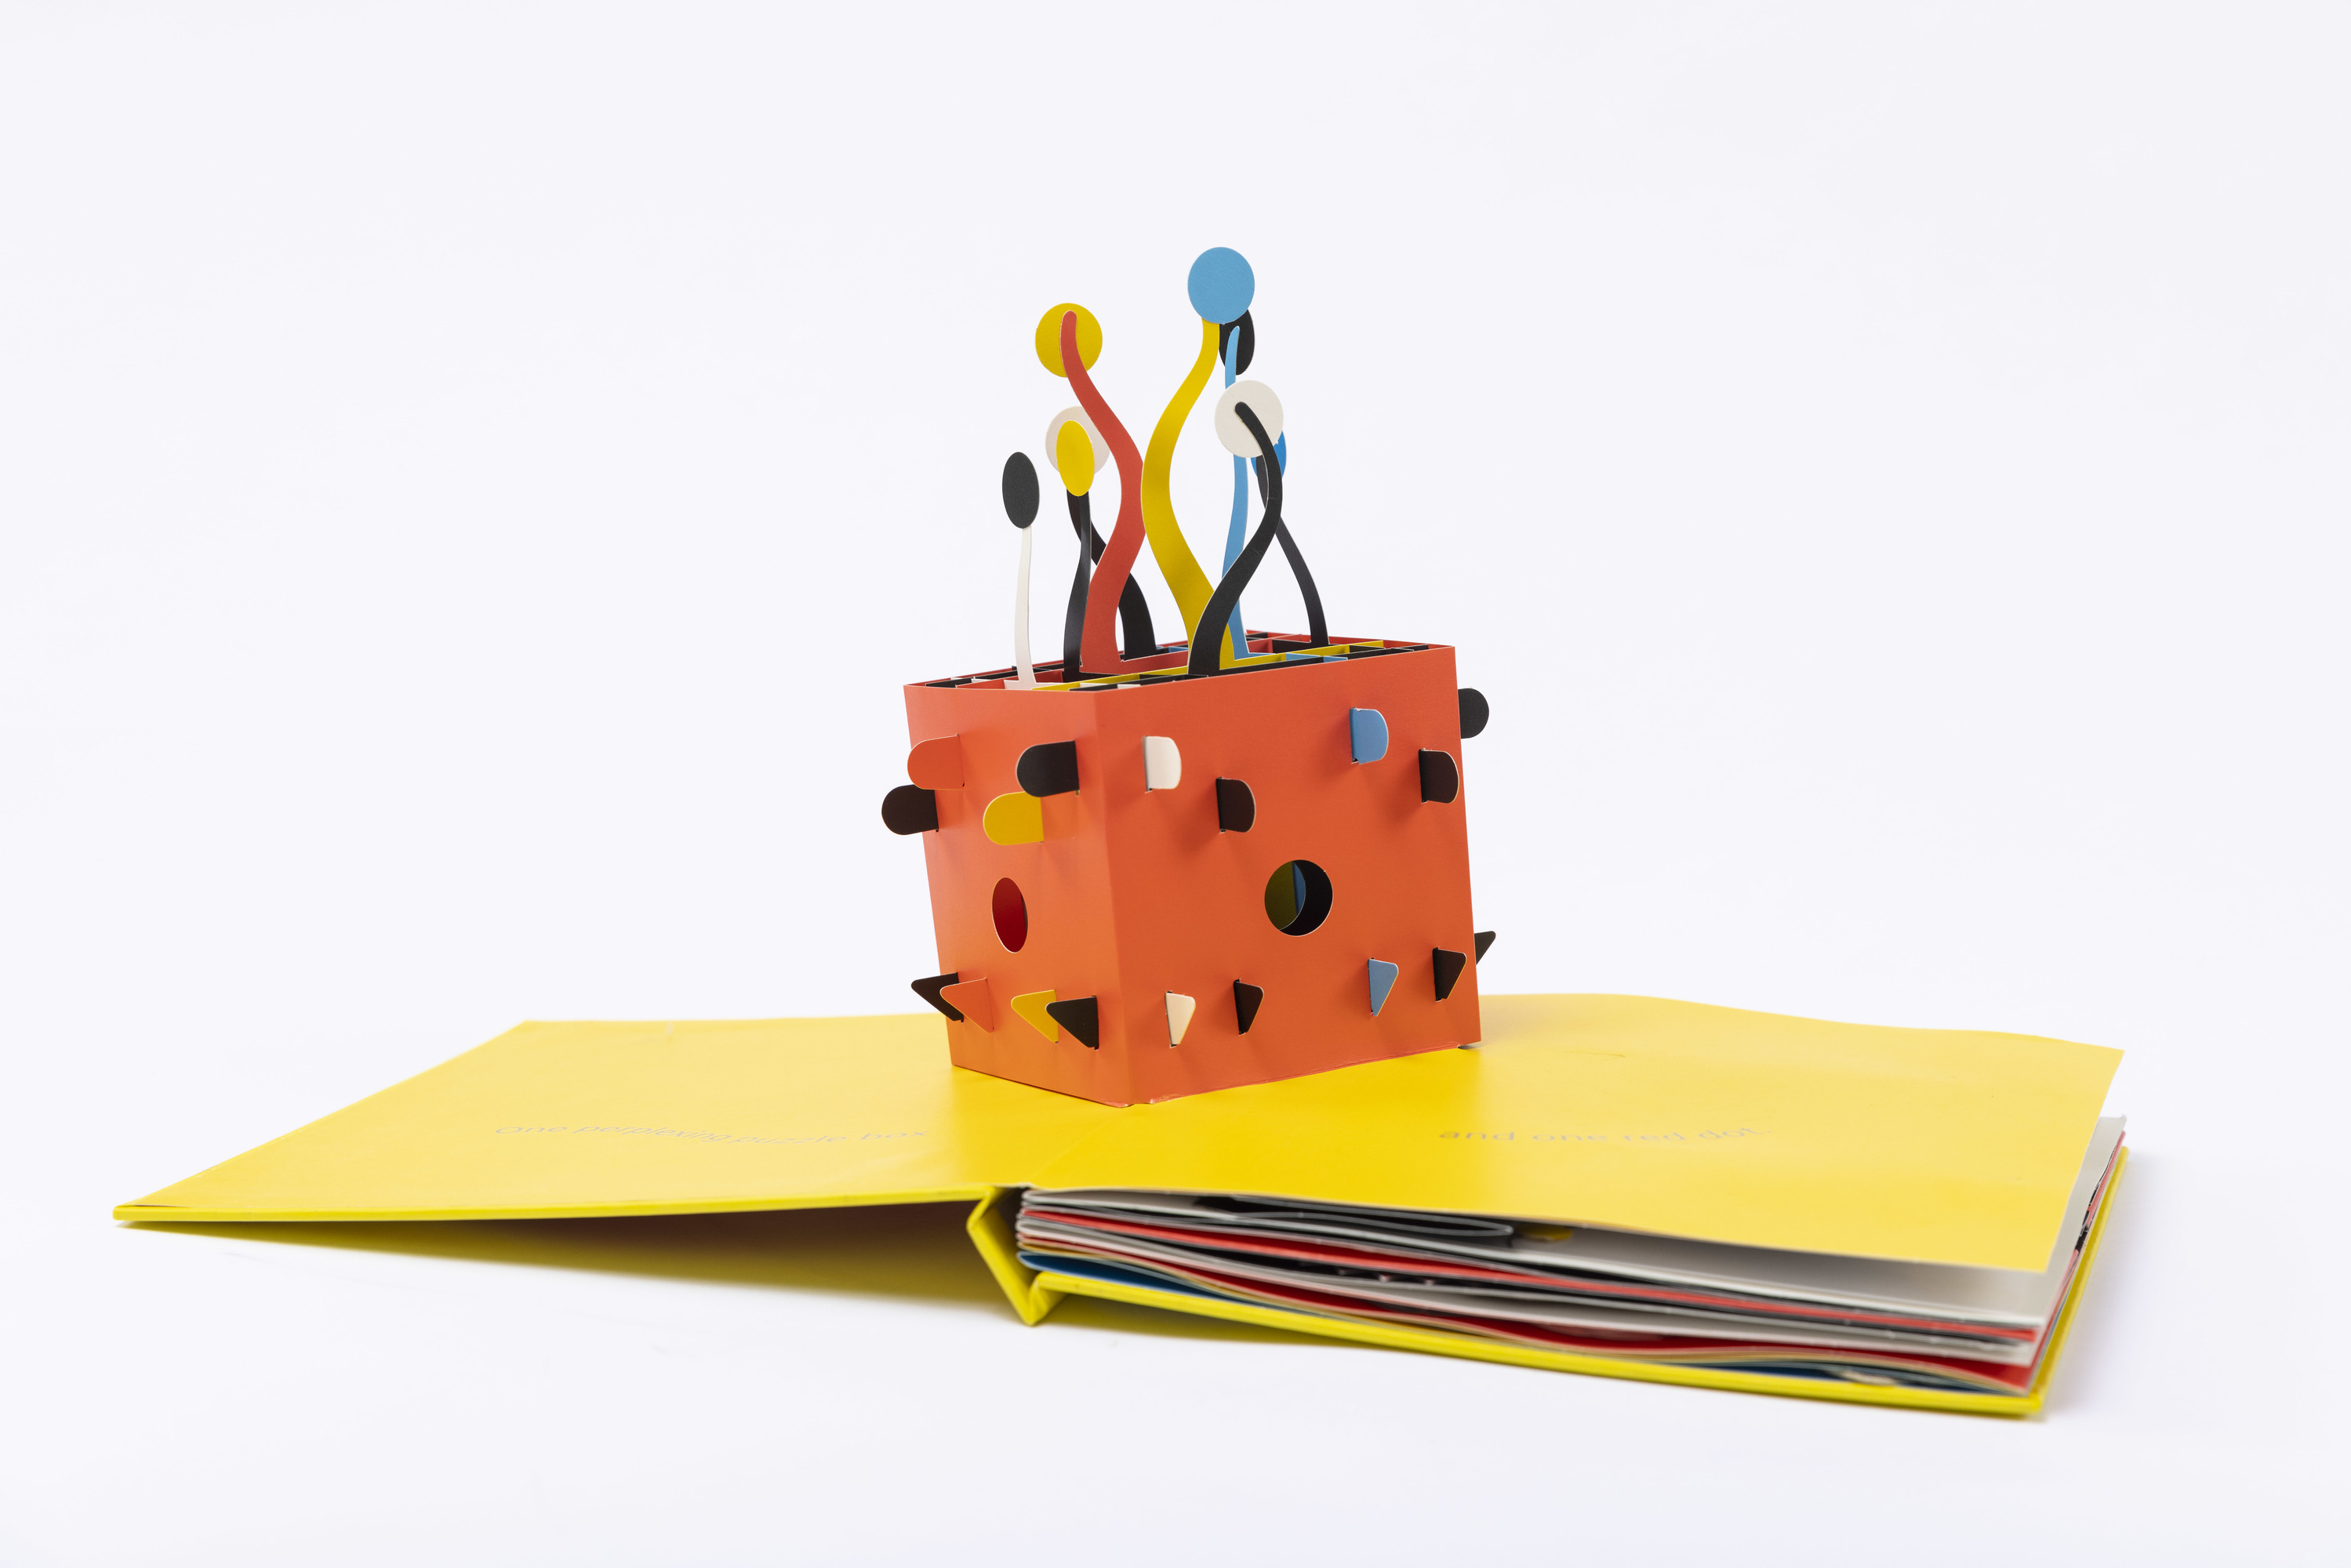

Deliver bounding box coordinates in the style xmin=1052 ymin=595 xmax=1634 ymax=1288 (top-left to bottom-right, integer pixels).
xmin=1044 ymin=996 xmax=1100 ymax=1049
xmin=1473 ymin=931 xmax=1496 ymax=963
xmin=1233 ymin=980 xmax=1265 ymax=1034
xmin=1432 ymin=948 xmax=1468 ymax=1001
xmin=910 ymin=973 xmax=963 ymax=1022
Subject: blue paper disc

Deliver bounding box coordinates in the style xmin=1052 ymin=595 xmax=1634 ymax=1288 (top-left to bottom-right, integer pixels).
xmin=1186 ymin=248 xmax=1255 ymax=325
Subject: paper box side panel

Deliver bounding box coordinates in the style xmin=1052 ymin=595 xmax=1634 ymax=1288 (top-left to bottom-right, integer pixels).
xmin=904 ymin=684 xmax=1136 ymax=1105
xmin=1092 ymin=654 xmax=1481 ymax=1099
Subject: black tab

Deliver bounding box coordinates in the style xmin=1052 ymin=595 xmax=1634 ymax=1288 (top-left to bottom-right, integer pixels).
xmin=1458 ymin=688 xmax=1490 ymax=739
xmin=911 ymin=973 xmax=964 ymax=1022
xmin=1432 ymin=948 xmax=1467 ymax=1001
xmin=1217 ymin=310 xmax=1255 ymax=375
xmin=1473 ymin=930 xmax=1496 ymax=963
xmin=881 ymin=785 xmax=939 ymax=835
xmin=1001 ymin=453 xmax=1039 ymax=530
xmin=1018 ymin=741 xmax=1081 ymax=797
xmin=1233 ymin=981 xmax=1265 ymax=1034
xmin=1215 ymin=777 xmax=1256 ymax=833
xmin=1419 ymin=749 xmax=1460 ymax=804
xmin=1045 ymin=996 xmax=1100 ymax=1049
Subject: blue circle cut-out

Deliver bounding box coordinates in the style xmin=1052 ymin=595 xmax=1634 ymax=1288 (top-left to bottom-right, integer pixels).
xmin=1186 ymin=247 xmax=1255 ymax=324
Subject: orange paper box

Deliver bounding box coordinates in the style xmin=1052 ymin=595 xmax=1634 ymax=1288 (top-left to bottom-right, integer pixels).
xmin=892 ymin=639 xmax=1482 ymax=1105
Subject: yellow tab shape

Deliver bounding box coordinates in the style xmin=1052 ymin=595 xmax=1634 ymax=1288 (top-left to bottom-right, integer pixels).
xmin=1010 ymin=989 xmax=1060 ymax=1043
xmin=982 ymin=791 xmax=1044 ymax=845
xmin=1055 ymin=420 xmax=1096 ymax=495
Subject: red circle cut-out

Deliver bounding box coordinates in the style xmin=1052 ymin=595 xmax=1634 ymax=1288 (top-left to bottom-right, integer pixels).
xmin=991 ymin=877 xmax=1028 ymax=952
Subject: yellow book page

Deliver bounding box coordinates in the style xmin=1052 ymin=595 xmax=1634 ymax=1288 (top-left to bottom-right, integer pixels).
xmin=118 ymin=996 xmax=2120 ymax=1275
xmin=1028 ymin=994 xmax=2120 ymax=1271
xmin=117 ymin=1014 xmax=1117 ymax=1221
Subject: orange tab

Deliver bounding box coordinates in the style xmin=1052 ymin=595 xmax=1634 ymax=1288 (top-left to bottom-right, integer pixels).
xmin=939 ymin=978 xmax=995 ymax=1032
xmin=907 ymin=736 xmax=964 ymax=789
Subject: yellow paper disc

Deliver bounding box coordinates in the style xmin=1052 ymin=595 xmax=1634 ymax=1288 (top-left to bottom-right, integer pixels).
xmin=1054 ymin=419 xmax=1096 ymax=495
xmin=1034 ymin=303 xmax=1103 ymax=378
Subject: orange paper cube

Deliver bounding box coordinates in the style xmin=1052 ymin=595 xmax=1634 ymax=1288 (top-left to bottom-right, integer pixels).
xmin=893 ymin=639 xmax=1481 ymax=1105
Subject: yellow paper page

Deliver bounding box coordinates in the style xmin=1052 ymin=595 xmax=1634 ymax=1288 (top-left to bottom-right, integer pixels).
xmin=1029 ymin=994 xmax=2120 ymax=1271
xmin=117 ymin=1014 xmax=1117 ymax=1221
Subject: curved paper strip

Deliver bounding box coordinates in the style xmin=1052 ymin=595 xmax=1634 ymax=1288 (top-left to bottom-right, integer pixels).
xmin=1009 ymin=988 xmax=1059 ymax=1042
xmin=1012 ymin=525 xmax=1034 ymax=686
xmin=1218 ymin=326 xmax=1249 ymax=666
xmin=1473 ymin=930 xmax=1497 ymax=963
xmin=1017 ymin=741 xmax=1079 ymax=798
xmin=1367 ymin=959 xmax=1401 ymax=1016
xmin=1185 ymin=403 xmax=1325 ymax=674
xmin=1431 ymin=948 xmax=1468 ymax=1002
xmin=1350 ymin=708 xmax=1390 ymax=764
xmin=1128 ymin=318 xmax=1221 ymax=651
xmin=1061 ymin=491 xmax=1157 ymax=669
xmin=881 ymin=785 xmax=938 ymax=835
xmin=1060 ymin=491 xmax=1094 ymax=681
xmin=982 ymin=792 xmax=1044 ymax=845
xmin=1232 ymin=980 xmax=1264 ymax=1034
xmin=1058 ymin=312 xmax=1161 ymax=677
xmin=1418 ymin=748 xmax=1460 ymax=804
xmin=1252 ymin=448 xmax=1326 ymax=651
xmin=907 ymin=737 xmax=963 ymax=789
xmin=1044 ymin=996 xmax=1101 ymax=1050
xmin=1165 ymin=992 xmax=1196 ymax=1047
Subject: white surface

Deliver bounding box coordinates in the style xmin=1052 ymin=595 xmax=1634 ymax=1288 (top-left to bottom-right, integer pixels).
xmin=2 ymin=5 xmax=2344 ymax=1563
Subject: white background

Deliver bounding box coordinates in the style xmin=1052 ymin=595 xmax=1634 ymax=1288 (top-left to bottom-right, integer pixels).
xmin=3 ymin=4 xmax=2345 ymax=1563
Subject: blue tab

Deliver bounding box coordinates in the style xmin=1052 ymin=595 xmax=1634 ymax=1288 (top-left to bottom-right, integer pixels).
xmin=1349 ymin=707 xmax=1389 ymax=763
xmin=1367 ymin=958 xmax=1400 ymax=1015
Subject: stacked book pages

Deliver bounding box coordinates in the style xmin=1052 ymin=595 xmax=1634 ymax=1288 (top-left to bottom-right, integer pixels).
xmin=1020 ymin=1114 xmax=2122 ymax=1397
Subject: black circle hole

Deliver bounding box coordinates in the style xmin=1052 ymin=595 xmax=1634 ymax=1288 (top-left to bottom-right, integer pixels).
xmin=1263 ymin=860 xmax=1333 ymax=936
xmin=991 ymin=877 xmax=1029 ymax=952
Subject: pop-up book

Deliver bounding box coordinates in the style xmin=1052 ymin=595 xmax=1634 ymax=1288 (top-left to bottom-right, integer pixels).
xmin=116 ymin=249 xmax=2128 ymax=1416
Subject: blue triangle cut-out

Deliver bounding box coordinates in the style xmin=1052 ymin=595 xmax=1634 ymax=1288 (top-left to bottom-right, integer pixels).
xmin=1366 ymin=958 xmax=1400 ymax=1015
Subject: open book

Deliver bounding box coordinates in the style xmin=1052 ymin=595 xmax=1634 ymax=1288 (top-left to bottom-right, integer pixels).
xmin=116 ymin=995 xmax=2124 ymax=1417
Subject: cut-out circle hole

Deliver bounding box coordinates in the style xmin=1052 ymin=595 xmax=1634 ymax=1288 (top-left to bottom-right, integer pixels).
xmin=1263 ymin=860 xmax=1333 ymax=936
xmin=991 ymin=877 xmax=1029 ymax=952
